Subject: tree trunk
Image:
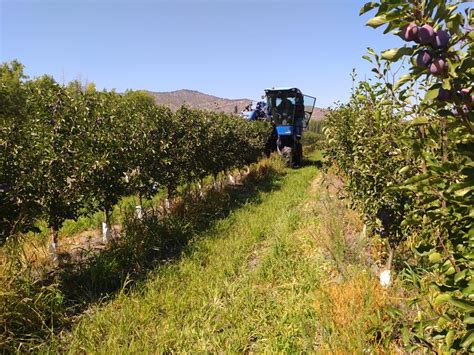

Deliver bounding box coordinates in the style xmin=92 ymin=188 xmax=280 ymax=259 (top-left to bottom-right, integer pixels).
xmin=387 ymin=243 xmax=394 ymax=271
xmin=49 ymin=226 xmax=59 ymax=261
xmin=213 ymin=175 xmax=219 ymax=191
xmin=440 ymin=116 xmax=448 ymax=162
xmin=164 ymin=190 xmax=171 ymax=213
xmin=418 ymin=126 xmax=427 ymax=173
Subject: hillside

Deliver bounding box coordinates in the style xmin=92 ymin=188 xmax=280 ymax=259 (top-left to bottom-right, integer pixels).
xmin=147 ymin=89 xmax=251 ymax=114
xmin=147 ymin=89 xmax=327 ymax=119
xmin=310 ymin=107 xmax=327 ymax=121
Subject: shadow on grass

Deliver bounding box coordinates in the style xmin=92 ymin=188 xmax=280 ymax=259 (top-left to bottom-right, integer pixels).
xmin=49 ymin=161 xmax=284 ymax=333
xmin=300 ymin=155 xmax=323 ymax=169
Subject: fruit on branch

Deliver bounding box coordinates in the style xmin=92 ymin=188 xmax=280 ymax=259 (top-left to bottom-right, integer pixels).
xmin=416 ymin=50 xmax=432 ymax=68
xmin=460 ymin=88 xmax=473 ymax=105
xmin=438 ymin=88 xmax=451 ymax=101
xmin=429 ymin=58 xmax=448 ymax=76
xmin=400 ymin=23 xmax=419 ymax=41
xmin=460 ymin=88 xmax=471 ymax=96
xmin=417 ymin=24 xmax=435 ymax=44
xmin=431 ymin=29 xmax=450 ymax=48
xmin=375 ymin=227 xmax=387 ymax=238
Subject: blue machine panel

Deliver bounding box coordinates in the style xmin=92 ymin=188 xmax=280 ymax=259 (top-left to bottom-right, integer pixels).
xmin=276 ymin=125 xmax=293 ymax=136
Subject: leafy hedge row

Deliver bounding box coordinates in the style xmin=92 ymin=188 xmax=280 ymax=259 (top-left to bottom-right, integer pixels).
xmin=325 ymin=1 xmax=472 ymax=352
xmin=0 ymin=61 xmax=270 ymax=245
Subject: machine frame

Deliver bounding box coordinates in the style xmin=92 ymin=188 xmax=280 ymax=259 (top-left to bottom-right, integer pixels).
xmin=264 ymin=87 xmax=316 ymax=167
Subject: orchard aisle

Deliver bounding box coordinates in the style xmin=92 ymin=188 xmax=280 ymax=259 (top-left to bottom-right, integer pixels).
xmin=51 ymin=152 xmax=388 ymax=352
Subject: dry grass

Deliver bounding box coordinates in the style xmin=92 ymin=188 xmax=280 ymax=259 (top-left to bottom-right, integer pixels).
xmin=308 ymin=172 xmax=404 ymax=352
xmin=0 ymin=241 xmax=65 ymax=352
xmin=314 ymin=271 xmax=393 ymax=351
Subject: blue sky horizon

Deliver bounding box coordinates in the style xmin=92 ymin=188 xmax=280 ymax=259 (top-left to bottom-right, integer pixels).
xmin=1 ymin=0 xmax=401 ymax=108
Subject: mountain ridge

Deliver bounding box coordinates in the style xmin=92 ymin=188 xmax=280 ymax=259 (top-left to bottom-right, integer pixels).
xmin=146 ymin=89 xmax=326 ymax=120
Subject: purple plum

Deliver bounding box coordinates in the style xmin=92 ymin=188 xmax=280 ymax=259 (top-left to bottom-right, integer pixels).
xmin=417 ymin=24 xmax=435 ymax=44
xmin=430 ymin=58 xmax=448 ymax=76
xmin=400 ymin=23 xmax=418 ymax=41
xmin=431 ymin=29 xmax=450 ymax=48
xmin=460 ymin=88 xmax=473 ymax=103
xmin=438 ymin=88 xmax=451 ymax=101
xmin=416 ymin=50 xmax=432 ymax=68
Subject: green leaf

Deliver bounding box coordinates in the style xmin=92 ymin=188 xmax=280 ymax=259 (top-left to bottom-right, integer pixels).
xmin=446 ymin=329 xmax=455 ymax=349
xmin=464 ymin=316 xmax=474 ymax=325
xmin=425 ymin=88 xmax=439 ymax=101
xmin=429 ymin=252 xmax=442 ymax=264
xmin=468 ymin=31 xmax=474 ymax=41
xmin=409 ymin=116 xmax=430 ymax=126
xmin=434 ymin=293 xmax=452 ymax=306
xmin=442 ymin=78 xmax=452 ymax=90
xmin=461 ymin=330 xmax=474 ymax=350
xmin=394 ymin=74 xmax=412 ymax=91
xmin=454 ymin=186 xmax=473 ymax=197
xmin=449 ymin=298 xmax=474 ymax=312
xmin=366 ymin=15 xmax=388 ymax=28
xmin=362 ymin=55 xmax=373 ymax=63
xmin=360 ymin=2 xmax=379 ymax=16
xmin=398 ymin=166 xmax=410 ymax=174
xmin=381 ymin=47 xmax=414 ymax=61
xmin=454 ymin=270 xmax=467 ymax=283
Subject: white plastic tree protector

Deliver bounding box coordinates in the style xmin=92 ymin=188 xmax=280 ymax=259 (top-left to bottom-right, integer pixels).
xmin=102 ymin=222 xmax=111 ymax=243
xmin=135 ymin=205 xmax=143 ymax=220
xmin=49 ymin=241 xmax=58 ymax=261
xmin=197 ymin=182 xmax=204 ymax=198
xmin=380 ymin=269 xmax=391 ymax=287
xmin=165 ymin=198 xmax=170 ymax=211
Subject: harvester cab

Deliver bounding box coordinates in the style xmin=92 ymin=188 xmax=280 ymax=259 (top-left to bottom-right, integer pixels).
xmin=264 ymin=88 xmax=316 ymax=167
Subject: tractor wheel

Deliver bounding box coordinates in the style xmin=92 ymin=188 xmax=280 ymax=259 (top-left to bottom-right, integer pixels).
xmin=293 ymin=142 xmax=302 ymax=168
xmin=281 ymin=146 xmax=293 ymax=167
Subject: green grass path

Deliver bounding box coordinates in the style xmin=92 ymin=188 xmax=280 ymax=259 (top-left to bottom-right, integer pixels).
xmin=58 ymin=156 xmax=329 ymax=352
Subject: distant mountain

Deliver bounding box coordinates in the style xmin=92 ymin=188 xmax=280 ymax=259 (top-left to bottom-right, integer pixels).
xmin=146 ymin=89 xmax=327 ymax=120
xmin=146 ymin=89 xmax=251 ymax=114
xmin=310 ymin=107 xmax=327 ymax=121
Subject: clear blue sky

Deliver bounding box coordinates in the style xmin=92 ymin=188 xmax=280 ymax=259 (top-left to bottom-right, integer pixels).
xmin=1 ymin=0 xmax=400 ymax=108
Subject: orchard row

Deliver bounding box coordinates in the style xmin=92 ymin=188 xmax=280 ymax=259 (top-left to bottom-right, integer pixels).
xmin=0 ymin=61 xmax=271 ymax=245
xmin=326 ymin=1 xmax=472 ymax=352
